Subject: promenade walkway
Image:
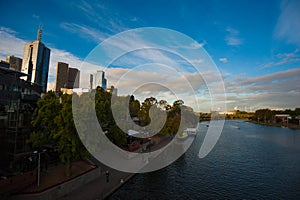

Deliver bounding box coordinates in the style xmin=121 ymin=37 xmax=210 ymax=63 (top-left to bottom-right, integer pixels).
xmin=21 ymin=160 xmax=96 ymax=193
xmin=58 ymin=162 xmax=133 ymax=200
xmin=10 ymin=136 xmax=173 ymax=200
xmin=59 ymin=136 xmax=173 ymax=200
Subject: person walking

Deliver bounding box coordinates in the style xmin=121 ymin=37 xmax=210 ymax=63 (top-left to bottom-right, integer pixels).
xmin=105 ymin=170 xmax=110 ymax=183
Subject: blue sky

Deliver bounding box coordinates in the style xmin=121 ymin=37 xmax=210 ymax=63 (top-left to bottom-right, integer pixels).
xmin=0 ymin=0 xmax=299 ymax=112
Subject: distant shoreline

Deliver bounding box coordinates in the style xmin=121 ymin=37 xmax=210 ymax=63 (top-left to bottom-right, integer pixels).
xmin=247 ymin=120 xmax=300 ymax=130
xmin=200 ymin=119 xmax=300 ymax=130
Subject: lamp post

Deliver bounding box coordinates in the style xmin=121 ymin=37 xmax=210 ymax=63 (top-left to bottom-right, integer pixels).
xmin=33 ymin=149 xmax=46 ymax=187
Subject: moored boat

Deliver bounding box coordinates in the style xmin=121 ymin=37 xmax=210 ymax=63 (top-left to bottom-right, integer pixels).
xmin=175 ymin=131 xmax=189 ymax=140
xmin=184 ymin=128 xmax=198 ymax=136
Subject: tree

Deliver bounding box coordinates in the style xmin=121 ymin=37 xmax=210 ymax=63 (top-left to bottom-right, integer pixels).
xmin=295 ymin=108 xmax=300 ymax=116
xmin=173 ymin=99 xmax=184 ymax=107
xmin=129 ymin=95 xmax=140 ymax=118
xmin=158 ymin=99 xmax=171 ymax=111
xmin=95 ymin=87 xmax=113 ymax=128
xmin=138 ymin=97 xmax=158 ymax=126
xmin=254 ymin=109 xmax=274 ymax=123
xmin=29 ymin=91 xmax=61 ymax=148
xmin=53 ymin=94 xmax=89 ymax=177
xmin=29 ymin=92 xmax=89 ymax=177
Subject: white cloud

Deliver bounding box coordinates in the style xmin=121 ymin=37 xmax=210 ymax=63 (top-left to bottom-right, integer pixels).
xmin=225 ymin=27 xmax=242 ymax=46
xmin=104 ymin=66 xmax=210 ymax=111
xmin=0 ymin=27 xmax=24 ymax=58
xmin=189 ymin=59 xmax=204 ymax=65
xmin=224 ymin=68 xmax=300 ymax=110
xmin=219 ymin=57 xmax=228 ymax=63
xmin=274 ymin=0 xmax=300 ymax=46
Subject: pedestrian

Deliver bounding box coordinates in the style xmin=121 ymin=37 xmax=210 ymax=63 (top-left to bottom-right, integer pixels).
xmin=105 ymin=170 xmax=109 ymax=182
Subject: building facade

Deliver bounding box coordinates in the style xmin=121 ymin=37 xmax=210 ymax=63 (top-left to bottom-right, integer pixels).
xmin=21 ymin=28 xmax=50 ymax=93
xmin=91 ymin=70 xmax=107 ymax=90
xmin=55 ymin=62 xmax=80 ymax=92
xmin=106 ymin=85 xmax=118 ymax=95
xmin=0 ymin=60 xmax=10 ymax=68
xmin=67 ymin=67 xmax=80 ymax=88
xmin=0 ymin=64 xmax=42 ymax=172
xmin=6 ymin=55 xmax=22 ymax=71
xmin=55 ymin=62 xmax=68 ymax=92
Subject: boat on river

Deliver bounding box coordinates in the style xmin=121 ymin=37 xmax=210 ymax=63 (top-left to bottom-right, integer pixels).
xmin=176 ymin=128 xmax=198 ymax=140
xmin=230 ymin=125 xmax=240 ymax=129
xmin=184 ymin=128 xmax=198 ymax=136
xmin=176 ymin=131 xmax=189 ymax=140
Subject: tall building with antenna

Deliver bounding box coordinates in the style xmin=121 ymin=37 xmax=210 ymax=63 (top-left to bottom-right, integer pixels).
xmin=21 ymin=27 xmax=51 ymax=92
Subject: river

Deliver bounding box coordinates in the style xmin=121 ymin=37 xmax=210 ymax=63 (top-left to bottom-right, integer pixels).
xmin=109 ymin=120 xmax=300 ymax=199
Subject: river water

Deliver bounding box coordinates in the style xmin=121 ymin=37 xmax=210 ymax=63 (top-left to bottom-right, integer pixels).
xmin=109 ymin=120 xmax=300 ymax=199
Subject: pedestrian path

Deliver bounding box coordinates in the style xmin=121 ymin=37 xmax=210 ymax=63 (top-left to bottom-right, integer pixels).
xmin=21 ymin=160 xmax=96 ymax=193
xmin=11 ymin=137 xmax=173 ymax=200
xmin=58 ymin=162 xmax=133 ymax=200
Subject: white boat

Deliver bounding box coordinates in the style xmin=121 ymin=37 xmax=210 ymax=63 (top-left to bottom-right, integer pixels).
xmin=175 ymin=127 xmax=198 ymax=140
xmin=175 ymin=131 xmax=189 ymax=140
xmin=184 ymin=128 xmax=198 ymax=136
xmin=230 ymin=125 xmax=240 ymax=129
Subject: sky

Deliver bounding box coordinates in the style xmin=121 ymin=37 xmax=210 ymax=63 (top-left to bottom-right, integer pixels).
xmin=0 ymin=0 xmax=299 ymax=112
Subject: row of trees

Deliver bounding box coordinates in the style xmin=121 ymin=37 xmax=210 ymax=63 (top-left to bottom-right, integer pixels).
xmin=253 ymin=108 xmax=300 ymax=124
xmin=28 ymin=87 xmax=198 ymax=176
xmin=199 ymin=110 xmax=254 ymax=121
xmin=226 ymin=110 xmax=254 ymax=120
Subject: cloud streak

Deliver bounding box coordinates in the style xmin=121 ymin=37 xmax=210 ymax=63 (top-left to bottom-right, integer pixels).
xmin=225 ymin=27 xmax=243 ymax=46
xmin=274 ymin=0 xmax=300 ymax=46
xmin=74 ymin=0 xmax=129 ymax=35
xmin=60 ymin=23 xmax=108 ymax=43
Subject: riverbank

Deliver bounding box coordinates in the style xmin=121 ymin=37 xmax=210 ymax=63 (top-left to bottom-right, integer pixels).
xmin=247 ymin=120 xmax=300 ymax=130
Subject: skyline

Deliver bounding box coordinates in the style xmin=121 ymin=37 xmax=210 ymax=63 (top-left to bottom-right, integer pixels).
xmin=0 ymin=0 xmax=300 ymax=112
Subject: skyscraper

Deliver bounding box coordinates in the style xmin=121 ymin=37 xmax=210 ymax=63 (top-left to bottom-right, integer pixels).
xmin=21 ymin=27 xmax=50 ymax=92
xmin=55 ymin=62 xmax=80 ymax=92
xmin=55 ymin=62 xmax=68 ymax=92
xmin=67 ymin=67 xmax=80 ymax=88
xmin=91 ymin=70 xmax=107 ymax=90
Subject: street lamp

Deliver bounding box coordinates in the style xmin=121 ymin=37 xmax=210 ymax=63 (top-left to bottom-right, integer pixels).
xmin=33 ymin=149 xmax=46 ymax=187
